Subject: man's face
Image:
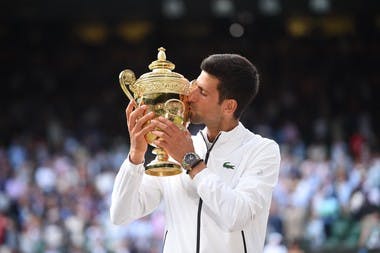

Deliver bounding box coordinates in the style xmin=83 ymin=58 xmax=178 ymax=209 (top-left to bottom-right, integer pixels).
xmin=188 ymin=71 xmax=224 ymax=126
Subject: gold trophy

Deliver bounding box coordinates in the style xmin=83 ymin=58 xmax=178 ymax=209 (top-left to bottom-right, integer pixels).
xmin=119 ymin=47 xmax=190 ymax=176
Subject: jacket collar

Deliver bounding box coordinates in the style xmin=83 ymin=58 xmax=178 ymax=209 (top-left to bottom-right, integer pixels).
xmin=199 ymin=122 xmax=248 ymax=153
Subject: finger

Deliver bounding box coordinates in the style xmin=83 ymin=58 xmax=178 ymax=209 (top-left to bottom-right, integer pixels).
xmin=155 ymin=116 xmax=179 ymax=131
xmin=157 ymin=116 xmax=175 ymax=125
xmin=152 ymin=137 xmax=167 ymax=150
xmin=151 ymin=130 xmax=171 ymax=140
xmin=137 ymin=119 xmax=157 ymax=136
xmin=127 ymin=100 xmax=137 ymax=112
xmin=150 ymin=119 xmax=174 ymax=136
xmin=184 ymin=130 xmax=192 ymax=139
xmin=134 ymin=110 xmax=155 ymax=130
xmin=126 ymin=101 xmax=137 ymax=122
xmin=131 ymin=123 xmax=157 ymax=148
xmin=129 ymin=105 xmax=149 ymax=128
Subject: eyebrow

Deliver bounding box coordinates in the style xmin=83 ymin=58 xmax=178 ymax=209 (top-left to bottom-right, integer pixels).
xmin=192 ymin=79 xmax=210 ymax=95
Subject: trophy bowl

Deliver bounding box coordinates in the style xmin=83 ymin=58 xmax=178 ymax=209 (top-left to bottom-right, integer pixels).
xmin=119 ymin=47 xmax=190 ymax=176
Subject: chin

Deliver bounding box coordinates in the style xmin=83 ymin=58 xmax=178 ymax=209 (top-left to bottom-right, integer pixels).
xmin=190 ymin=118 xmax=203 ymax=125
xmin=189 ymin=112 xmax=203 ymax=124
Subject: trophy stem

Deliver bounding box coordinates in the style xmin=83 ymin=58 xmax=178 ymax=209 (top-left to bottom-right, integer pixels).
xmin=155 ymin=148 xmax=169 ymax=161
xmin=145 ymin=148 xmax=182 ymax=176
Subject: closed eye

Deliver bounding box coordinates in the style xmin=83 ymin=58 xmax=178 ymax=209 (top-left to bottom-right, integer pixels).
xmin=198 ymin=87 xmax=207 ymax=96
xmin=191 ymin=79 xmax=208 ymax=97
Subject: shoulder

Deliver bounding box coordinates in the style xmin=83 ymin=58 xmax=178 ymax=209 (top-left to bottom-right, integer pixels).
xmin=241 ymin=126 xmax=279 ymax=149
xmin=241 ymin=130 xmax=280 ymax=163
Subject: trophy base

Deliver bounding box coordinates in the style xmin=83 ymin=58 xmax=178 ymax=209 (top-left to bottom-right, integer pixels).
xmin=145 ymin=161 xmax=182 ymax=176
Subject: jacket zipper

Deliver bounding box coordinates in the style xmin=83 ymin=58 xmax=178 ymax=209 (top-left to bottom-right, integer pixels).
xmin=195 ymin=132 xmax=221 ymax=253
xmin=241 ymin=231 xmax=247 ymax=253
xmin=162 ymin=230 xmax=168 ymax=253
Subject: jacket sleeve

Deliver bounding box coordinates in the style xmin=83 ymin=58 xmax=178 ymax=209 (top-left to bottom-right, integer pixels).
xmin=110 ymin=156 xmax=162 ymax=225
xmin=192 ymin=140 xmax=280 ymax=232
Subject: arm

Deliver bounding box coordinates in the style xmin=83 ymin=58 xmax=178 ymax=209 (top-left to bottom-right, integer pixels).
xmin=193 ymin=141 xmax=280 ymax=231
xmin=110 ymin=157 xmax=162 ymax=225
xmin=110 ymin=101 xmax=161 ymax=225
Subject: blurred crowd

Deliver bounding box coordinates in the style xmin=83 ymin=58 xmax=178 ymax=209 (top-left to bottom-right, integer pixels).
xmin=0 ymin=130 xmax=166 ymax=253
xmin=0 ymin=117 xmax=379 ymax=253
xmin=267 ymin=125 xmax=380 ymax=253
xmin=1 ymin=17 xmax=379 ymax=253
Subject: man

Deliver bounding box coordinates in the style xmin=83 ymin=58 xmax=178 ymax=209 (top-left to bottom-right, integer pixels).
xmin=110 ymin=54 xmax=281 ymax=253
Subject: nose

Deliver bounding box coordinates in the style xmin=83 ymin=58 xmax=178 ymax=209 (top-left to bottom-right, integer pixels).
xmin=188 ymin=80 xmax=198 ymax=102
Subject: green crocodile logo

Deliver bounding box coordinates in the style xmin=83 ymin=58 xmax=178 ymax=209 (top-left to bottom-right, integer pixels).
xmin=223 ymin=162 xmax=235 ymax=170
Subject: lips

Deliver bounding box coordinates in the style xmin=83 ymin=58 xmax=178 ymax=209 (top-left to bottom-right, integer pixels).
xmin=187 ymin=106 xmax=193 ymax=118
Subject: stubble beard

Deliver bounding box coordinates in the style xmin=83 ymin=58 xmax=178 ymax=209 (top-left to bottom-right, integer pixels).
xmin=188 ymin=109 xmax=203 ymax=125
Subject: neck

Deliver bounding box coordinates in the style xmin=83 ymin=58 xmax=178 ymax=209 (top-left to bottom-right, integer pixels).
xmin=206 ymin=119 xmax=239 ymax=142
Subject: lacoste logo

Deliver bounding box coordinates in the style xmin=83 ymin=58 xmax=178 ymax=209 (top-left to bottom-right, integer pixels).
xmin=223 ymin=162 xmax=235 ymax=170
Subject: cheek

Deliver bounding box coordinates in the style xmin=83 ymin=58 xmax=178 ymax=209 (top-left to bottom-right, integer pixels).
xmin=205 ymin=102 xmax=221 ymax=113
xmin=189 ymin=91 xmax=201 ymax=102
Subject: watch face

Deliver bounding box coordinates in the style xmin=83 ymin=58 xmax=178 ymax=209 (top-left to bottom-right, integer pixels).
xmin=183 ymin=152 xmax=200 ymax=169
xmin=186 ymin=153 xmax=196 ymax=163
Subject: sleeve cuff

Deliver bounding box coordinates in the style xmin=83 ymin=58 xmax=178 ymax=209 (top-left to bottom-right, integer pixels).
xmin=120 ymin=155 xmax=145 ymax=175
xmin=192 ymin=168 xmax=213 ymax=188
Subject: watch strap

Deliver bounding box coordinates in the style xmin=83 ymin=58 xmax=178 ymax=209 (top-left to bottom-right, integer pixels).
xmin=185 ymin=159 xmax=204 ymax=174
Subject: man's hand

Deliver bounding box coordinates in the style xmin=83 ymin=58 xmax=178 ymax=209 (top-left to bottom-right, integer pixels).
xmin=151 ymin=116 xmax=194 ymax=163
xmin=126 ymin=101 xmax=156 ymax=164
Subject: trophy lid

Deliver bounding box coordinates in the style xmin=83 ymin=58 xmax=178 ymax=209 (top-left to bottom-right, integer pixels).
xmin=134 ymin=47 xmax=190 ymax=95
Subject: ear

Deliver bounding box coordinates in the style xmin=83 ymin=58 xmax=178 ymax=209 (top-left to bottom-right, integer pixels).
xmin=223 ymin=99 xmax=237 ymax=115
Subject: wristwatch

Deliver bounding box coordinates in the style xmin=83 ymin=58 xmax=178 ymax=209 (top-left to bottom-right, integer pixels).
xmin=181 ymin=152 xmax=203 ymax=173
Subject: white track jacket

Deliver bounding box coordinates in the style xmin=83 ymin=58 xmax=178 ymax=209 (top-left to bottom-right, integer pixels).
xmin=110 ymin=122 xmax=281 ymax=253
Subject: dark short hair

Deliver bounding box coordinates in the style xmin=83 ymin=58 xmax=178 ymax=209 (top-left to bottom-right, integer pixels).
xmin=200 ymin=54 xmax=259 ymax=119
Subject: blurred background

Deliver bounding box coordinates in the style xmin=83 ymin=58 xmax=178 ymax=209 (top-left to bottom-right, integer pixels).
xmin=1 ymin=0 xmax=379 ymax=252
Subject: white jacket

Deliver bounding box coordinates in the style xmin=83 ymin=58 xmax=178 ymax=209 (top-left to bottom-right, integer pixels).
xmin=110 ymin=122 xmax=281 ymax=253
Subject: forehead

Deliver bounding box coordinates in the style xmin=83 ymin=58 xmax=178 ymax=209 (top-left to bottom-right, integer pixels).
xmin=196 ymin=71 xmax=219 ymax=91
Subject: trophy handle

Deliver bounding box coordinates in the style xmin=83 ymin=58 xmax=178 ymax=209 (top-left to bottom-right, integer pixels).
xmin=119 ymin=69 xmax=136 ymax=101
